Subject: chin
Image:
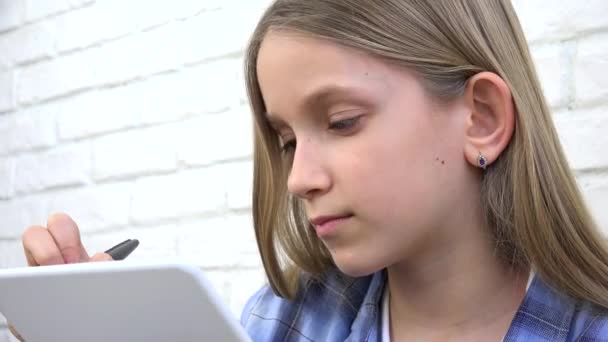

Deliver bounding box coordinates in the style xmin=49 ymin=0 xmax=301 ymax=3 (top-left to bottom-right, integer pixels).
xmin=331 ymin=250 xmax=385 ymax=278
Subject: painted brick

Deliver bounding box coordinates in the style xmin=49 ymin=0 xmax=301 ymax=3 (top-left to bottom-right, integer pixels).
xmin=0 ymin=183 xmax=130 ymax=238
xmin=576 ymin=174 xmax=608 ymax=236
xmin=512 ymin=0 xmax=608 ymax=43
xmin=554 ymin=106 xmax=608 ymax=171
xmin=220 ymin=161 xmax=253 ymax=210
xmin=68 ymin=0 xmax=94 ymax=6
xmin=0 ymin=20 xmax=56 ymax=65
xmin=235 ymin=58 xmax=248 ymax=106
xmin=0 ymin=116 xmax=9 ymax=155
xmin=0 ymin=196 xmax=49 ymax=238
xmin=0 ymin=70 xmax=14 ymax=112
xmin=94 ymin=25 xmax=181 ymax=86
xmin=574 ymin=33 xmax=608 ymax=107
xmin=192 ymin=58 xmax=247 ymax=113
xmin=17 ymin=48 xmax=98 ymax=104
xmin=530 ymin=43 xmax=568 ymax=109
xmin=54 ymin=3 xmax=136 ymax=53
xmin=585 ymin=185 xmax=608 ymax=236
xmin=5 ymin=105 xmax=58 ymax=153
xmin=46 ymin=183 xmax=131 ymax=234
xmin=92 ymin=125 xmax=177 ymax=181
xmin=0 ymin=41 xmax=9 ymax=70
xmin=53 ymin=0 xmax=219 ymax=55
xmin=0 ymin=240 xmax=27 ymax=268
xmin=179 ymin=2 xmax=268 ymax=63
xmin=139 ymin=59 xmax=244 ymax=125
xmin=14 ymin=142 xmax=91 ymax=194
xmin=134 ymin=59 xmax=242 ymax=124
xmin=131 ymin=167 xmax=227 ymax=224
xmin=84 ymin=225 xmax=179 ymax=260
xmin=177 ymin=109 xmax=253 ymax=166
xmin=203 ymin=268 xmax=266 ymax=317
xmin=57 ymin=86 xmax=139 ymax=140
xmin=117 ymin=0 xmax=215 ymax=31
xmin=25 ymin=0 xmax=71 ymax=22
xmin=175 ymin=214 xmax=260 ymax=269
xmin=0 ymin=157 xmax=15 ymax=199
xmin=54 ymin=7 xmax=103 ymax=52
xmin=134 ymin=72 xmax=195 ymax=125
xmin=0 ymin=0 xmax=25 ymax=32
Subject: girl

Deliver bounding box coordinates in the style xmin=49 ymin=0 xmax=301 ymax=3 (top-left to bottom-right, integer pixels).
xmin=15 ymin=1 xmax=608 ymax=341
xmin=239 ymin=0 xmax=608 ymax=341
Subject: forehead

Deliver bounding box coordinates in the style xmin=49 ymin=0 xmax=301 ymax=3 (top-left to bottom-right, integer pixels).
xmin=256 ymin=31 xmax=395 ymax=116
xmin=257 ymin=31 xmax=371 ymax=77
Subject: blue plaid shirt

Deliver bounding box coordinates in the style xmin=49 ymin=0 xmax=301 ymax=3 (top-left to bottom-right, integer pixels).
xmin=240 ymin=269 xmax=608 ymax=341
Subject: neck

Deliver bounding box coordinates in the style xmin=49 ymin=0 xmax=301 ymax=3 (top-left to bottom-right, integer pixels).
xmin=386 ymin=223 xmax=530 ymax=338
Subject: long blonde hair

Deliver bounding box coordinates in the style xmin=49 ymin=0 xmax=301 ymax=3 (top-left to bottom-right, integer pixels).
xmin=244 ymin=0 xmax=608 ymax=305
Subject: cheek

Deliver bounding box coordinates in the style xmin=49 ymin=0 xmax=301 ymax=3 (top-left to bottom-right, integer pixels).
xmin=339 ymin=115 xmax=454 ymax=224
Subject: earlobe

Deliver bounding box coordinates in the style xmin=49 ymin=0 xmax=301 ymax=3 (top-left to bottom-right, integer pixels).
xmin=477 ymin=152 xmax=488 ymax=170
xmin=463 ymin=72 xmax=515 ymax=170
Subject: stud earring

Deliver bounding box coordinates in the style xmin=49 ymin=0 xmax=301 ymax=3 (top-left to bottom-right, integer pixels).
xmin=477 ymin=152 xmax=488 ymax=170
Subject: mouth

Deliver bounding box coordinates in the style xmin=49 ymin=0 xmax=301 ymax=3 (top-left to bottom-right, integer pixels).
xmin=309 ymin=214 xmax=353 ymax=236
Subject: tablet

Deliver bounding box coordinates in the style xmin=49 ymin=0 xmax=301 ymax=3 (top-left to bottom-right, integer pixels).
xmin=0 ymin=260 xmax=252 ymax=342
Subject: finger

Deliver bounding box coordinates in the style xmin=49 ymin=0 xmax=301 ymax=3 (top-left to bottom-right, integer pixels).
xmin=46 ymin=213 xmax=89 ymax=263
xmin=8 ymin=323 xmax=26 ymax=342
xmin=90 ymin=252 xmax=113 ymax=262
xmin=22 ymin=226 xmax=64 ymax=266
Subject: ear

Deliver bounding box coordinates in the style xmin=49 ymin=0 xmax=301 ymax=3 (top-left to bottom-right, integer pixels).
xmin=463 ymin=72 xmax=515 ymax=170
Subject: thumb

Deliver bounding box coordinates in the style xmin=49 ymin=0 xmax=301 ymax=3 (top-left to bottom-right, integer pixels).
xmin=89 ymin=252 xmax=113 ymax=262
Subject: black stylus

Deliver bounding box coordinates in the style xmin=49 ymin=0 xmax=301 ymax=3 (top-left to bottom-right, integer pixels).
xmin=104 ymin=239 xmax=139 ymax=260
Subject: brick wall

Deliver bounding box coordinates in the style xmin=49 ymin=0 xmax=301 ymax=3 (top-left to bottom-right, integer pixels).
xmin=0 ymin=0 xmax=606 ymax=340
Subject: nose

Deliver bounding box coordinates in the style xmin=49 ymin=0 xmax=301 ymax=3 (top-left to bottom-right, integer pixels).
xmin=286 ymin=139 xmax=331 ymax=200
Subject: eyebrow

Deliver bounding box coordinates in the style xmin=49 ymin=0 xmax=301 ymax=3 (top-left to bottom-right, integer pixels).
xmin=265 ymin=84 xmax=374 ymax=127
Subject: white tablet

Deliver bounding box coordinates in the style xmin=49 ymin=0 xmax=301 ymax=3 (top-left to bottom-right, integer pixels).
xmin=0 ymin=260 xmax=252 ymax=342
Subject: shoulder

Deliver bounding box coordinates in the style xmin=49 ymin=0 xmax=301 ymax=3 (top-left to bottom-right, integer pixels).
xmin=240 ymin=269 xmax=378 ymax=342
xmin=507 ymin=275 xmax=608 ymax=341
xmin=571 ymin=300 xmax=608 ymax=340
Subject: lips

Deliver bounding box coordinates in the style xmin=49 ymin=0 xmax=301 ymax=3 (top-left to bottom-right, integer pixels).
xmin=309 ymin=214 xmax=353 ymax=236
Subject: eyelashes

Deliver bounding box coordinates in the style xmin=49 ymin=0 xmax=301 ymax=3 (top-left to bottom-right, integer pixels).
xmin=328 ymin=116 xmax=359 ymax=131
xmin=279 ymin=116 xmax=362 ymax=155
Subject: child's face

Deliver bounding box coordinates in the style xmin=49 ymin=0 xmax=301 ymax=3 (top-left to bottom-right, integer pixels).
xmin=257 ymin=32 xmax=480 ymax=276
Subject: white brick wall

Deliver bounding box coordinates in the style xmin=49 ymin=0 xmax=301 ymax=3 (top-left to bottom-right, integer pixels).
xmin=0 ymin=19 xmax=56 ymax=65
xmin=575 ymin=33 xmax=608 ymax=107
xmin=14 ymin=142 xmax=91 ymax=194
xmin=0 ymin=1 xmax=25 ymax=33
xmin=0 ymin=71 xmax=13 ymax=111
xmin=0 ymin=158 xmax=14 ymax=199
xmin=0 ymin=1 xmax=606 ymax=340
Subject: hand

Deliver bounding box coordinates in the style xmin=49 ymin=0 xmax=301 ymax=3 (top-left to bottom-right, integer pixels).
xmin=8 ymin=213 xmax=112 ymax=341
xmin=22 ymin=212 xmax=112 ymax=266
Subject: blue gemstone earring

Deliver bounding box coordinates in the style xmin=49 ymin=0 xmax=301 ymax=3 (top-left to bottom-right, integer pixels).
xmin=477 ymin=152 xmax=488 ymax=170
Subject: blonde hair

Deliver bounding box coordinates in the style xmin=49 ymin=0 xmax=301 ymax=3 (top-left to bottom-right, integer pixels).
xmin=244 ymin=0 xmax=608 ymax=305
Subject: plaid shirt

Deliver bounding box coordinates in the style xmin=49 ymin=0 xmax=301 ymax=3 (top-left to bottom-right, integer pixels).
xmin=240 ymin=269 xmax=608 ymax=341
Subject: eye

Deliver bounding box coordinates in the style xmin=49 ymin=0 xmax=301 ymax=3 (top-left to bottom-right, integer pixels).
xmin=328 ymin=116 xmax=361 ymax=131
